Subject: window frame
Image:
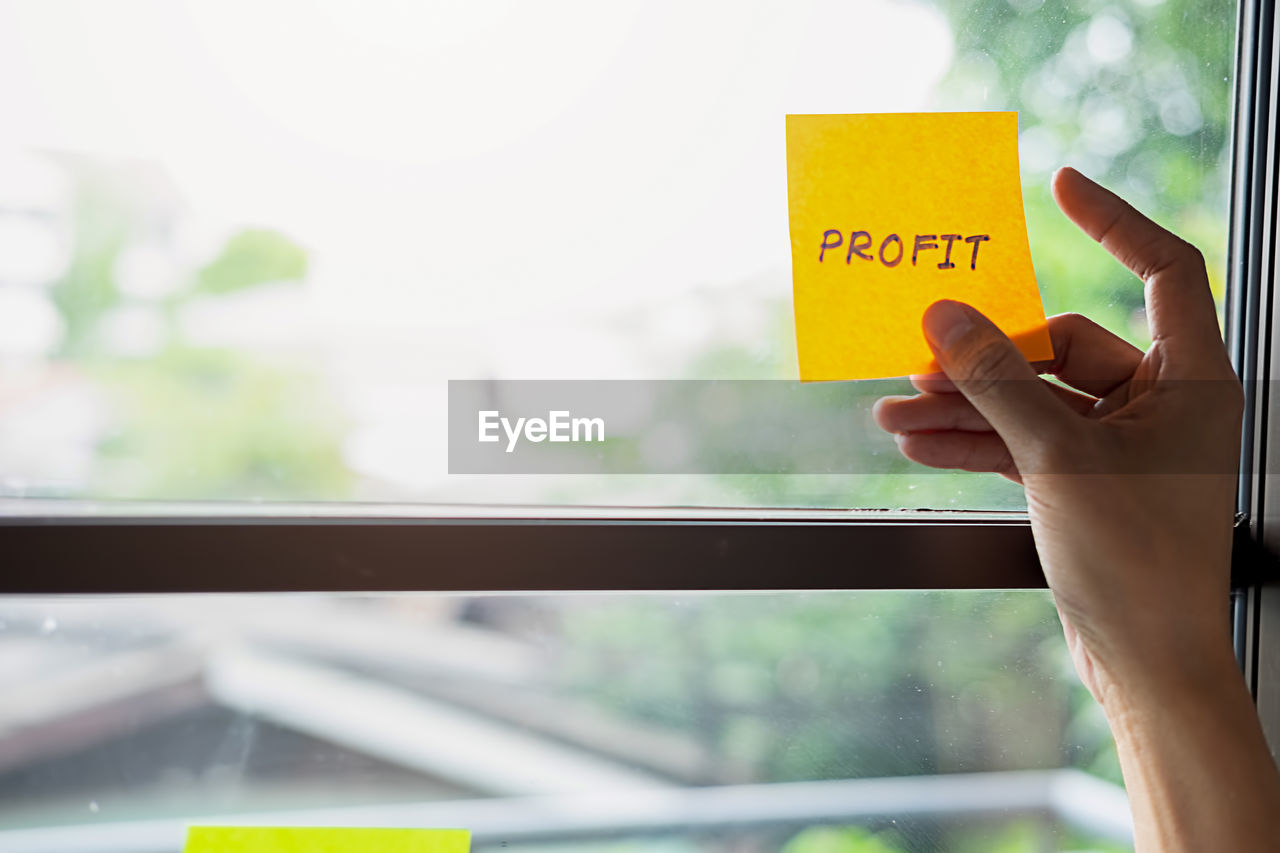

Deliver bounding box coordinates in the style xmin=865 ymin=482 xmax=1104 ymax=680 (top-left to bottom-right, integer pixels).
xmin=1231 ymin=0 xmax=1280 ymax=753
xmin=0 ymin=508 xmax=1044 ymax=592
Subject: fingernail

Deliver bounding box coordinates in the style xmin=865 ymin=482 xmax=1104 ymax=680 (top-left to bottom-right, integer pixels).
xmin=923 ymin=300 xmax=974 ymax=350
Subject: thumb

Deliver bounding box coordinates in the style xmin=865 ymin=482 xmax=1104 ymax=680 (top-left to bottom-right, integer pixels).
xmin=923 ymin=300 xmax=1075 ymax=457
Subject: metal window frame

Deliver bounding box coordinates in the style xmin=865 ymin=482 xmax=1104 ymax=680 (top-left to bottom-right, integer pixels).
xmin=0 ymin=506 xmax=1043 ymax=593
xmin=0 ymin=503 xmax=1268 ymax=594
xmin=1232 ymin=0 xmax=1280 ymax=750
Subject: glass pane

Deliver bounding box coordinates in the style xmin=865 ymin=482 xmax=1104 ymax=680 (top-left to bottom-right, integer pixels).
xmin=0 ymin=590 xmax=1131 ymax=852
xmin=0 ymin=0 xmax=1235 ymax=509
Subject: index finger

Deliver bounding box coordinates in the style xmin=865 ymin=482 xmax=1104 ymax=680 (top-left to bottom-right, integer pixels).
xmin=1051 ymin=167 xmax=1226 ymax=372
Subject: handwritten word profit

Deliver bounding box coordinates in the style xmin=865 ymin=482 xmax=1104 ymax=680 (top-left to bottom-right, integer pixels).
xmin=817 ymin=231 xmax=991 ymax=270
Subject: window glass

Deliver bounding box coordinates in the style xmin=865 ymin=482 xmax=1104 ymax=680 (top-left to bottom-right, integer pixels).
xmin=0 ymin=0 xmax=1234 ymax=509
xmin=0 ymin=590 xmax=1131 ymax=852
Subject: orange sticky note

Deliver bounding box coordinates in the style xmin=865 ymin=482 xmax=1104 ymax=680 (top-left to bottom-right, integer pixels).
xmin=786 ymin=112 xmax=1053 ymax=381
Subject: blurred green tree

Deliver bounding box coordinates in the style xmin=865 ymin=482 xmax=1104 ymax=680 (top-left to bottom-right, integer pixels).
xmin=45 ymin=158 xmax=350 ymax=501
xmin=939 ymin=0 xmax=1235 ymax=336
xmin=197 ymin=228 xmax=308 ymax=295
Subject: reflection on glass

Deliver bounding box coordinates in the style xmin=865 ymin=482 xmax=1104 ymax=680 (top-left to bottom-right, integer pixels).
xmin=0 ymin=591 xmax=1129 ymax=852
xmin=0 ymin=0 xmax=1235 ymax=508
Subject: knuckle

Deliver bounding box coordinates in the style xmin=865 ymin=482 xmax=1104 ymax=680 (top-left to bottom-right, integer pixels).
xmin=1169 ymin=239 xmax=1207 ymax=277
xmin=955 ymin=338 xmax=1020 ymax=397
xmin=994 ymin=453 xmax=1021 ymax=480
xmin=1146 ymin=238 xmax=1205 ymax=281
xmin=1052 ymin=312 xmax=1091 ymax=342
xmin=1179 ymin=239 xmax=1206 ymax=268
xmin=1184 ymin=366 xmax=1244 ymax=421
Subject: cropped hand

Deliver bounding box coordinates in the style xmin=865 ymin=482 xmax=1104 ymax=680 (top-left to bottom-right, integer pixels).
xmin=873 ymin=166 xmax=1242 ymax=705
xmin=873 ymin=167 xmax=1280 ymax=852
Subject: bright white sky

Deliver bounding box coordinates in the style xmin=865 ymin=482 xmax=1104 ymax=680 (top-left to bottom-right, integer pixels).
xmin=0 ymin=0 xmax=953 ymax=344
xmin=0 ymin=1 xmax=961 ymax=494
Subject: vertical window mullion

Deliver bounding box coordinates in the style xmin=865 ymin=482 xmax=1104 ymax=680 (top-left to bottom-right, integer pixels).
xmin=1233 ymin=0 xmax=1280 ymax=754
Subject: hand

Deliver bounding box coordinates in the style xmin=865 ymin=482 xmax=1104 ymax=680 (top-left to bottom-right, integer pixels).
xmin=872 ymin=166 xmax=1280 ymax=852
xmin=872 ymin=166 xmax=1242 ymax=707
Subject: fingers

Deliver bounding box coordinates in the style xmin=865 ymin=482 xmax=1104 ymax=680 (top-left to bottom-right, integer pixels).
xmin=893 ymin=430 xmax=1019 ymax=480
xmin=913 ymin=313 xmax=1142 ymax=398
xmin=874 ymin=393 xmax=992 ymax=433
xmin=909 ymin=372 xmax=959 ymax=394
xmin=922 ymin=300 xmax=1075 ymax=455
xmin=886 ymin=170 xmax=1225 ymax=476
xmin=876 ymin=379 xmax=1097 ymax=435
xmin=1041 ymin=313 xmax=1143 ymax=397
xmin=1051 ymin=167 xmax=1225 ymax=370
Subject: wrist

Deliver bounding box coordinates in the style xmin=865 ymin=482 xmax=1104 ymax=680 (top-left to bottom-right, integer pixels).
xmin=1094 ymin=635 xmax=1280 ymax=853
xmin=1094 ymin=633 xmax=1246 ymax=728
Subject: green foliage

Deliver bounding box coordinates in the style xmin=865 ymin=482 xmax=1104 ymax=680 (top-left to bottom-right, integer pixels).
xmin=41 ymin=158 xmax=346 ymax=502
xmin=558 ymin=591 xmax=1127 ymax=849
xmin=938 ymin=0 xmax=1234 ymax=344
xmin=783 ymin=826 xmax=907 ymax=853
xmin=49 ymin=163 xmax=132 ymax=356
xmin=559 ymin=592 xmax=1089 ymax=781
xmin=197 ymin=228 xmax=309 ymax=295
xmin=777 ymin=807 xmax=1130 ymax=852
xmin=91 ymin=347 xmax=352 ymax=500
xmin=949 ymin=818 xmax=1057 ymax=853
xmin=688 ymin=0 xmax=1235 ymax=515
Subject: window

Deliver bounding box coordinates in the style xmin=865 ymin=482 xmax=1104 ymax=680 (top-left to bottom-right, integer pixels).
xmin=0 ymin=591 xmax=1129 ymax=852
xmin=0 ymin=0 xmax=1235 ymax=510
xmin=0 ymin=1 xmax=1264 ymax=852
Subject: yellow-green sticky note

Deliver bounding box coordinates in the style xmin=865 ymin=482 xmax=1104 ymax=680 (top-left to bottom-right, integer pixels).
xmin=786 ymin=111 xmax=1053 ymax=381
xmin=183 ymin=827 xmax=471 ymax=853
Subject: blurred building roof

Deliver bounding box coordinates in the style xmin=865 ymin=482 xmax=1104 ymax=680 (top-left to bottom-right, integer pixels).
xmin=0 ymin=597 xmax=726 ymax=829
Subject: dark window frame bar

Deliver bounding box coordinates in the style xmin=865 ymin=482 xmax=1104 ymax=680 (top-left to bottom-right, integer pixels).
xmin=0 ymin=509 xmax=1045 ymax=593
xmin=0 ymin=507 xmax=1270 ymax=594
